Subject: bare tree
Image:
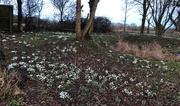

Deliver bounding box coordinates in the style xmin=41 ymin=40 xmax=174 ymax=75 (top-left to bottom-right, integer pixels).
xmin=121 ymin=0 xmax=134 ymax=32
xmin=37 ymin=0 xmax=44 ymax=30
xmin=170 ymin=1 xmax=180 ymax=31
xmin=148 ymin=0 xmax=180 ymax=36
xmin=75 ymin=0 xmax=100 ymax=41
xmin=134 ymin=0 xmax=150 ymax=35
xmin=50 ymin=0 xmax=71 ymax=30
xmin=17 ymin=0 xmax=23 ymax=32
xmin=24 ymin=0 xmax=42 ymax=31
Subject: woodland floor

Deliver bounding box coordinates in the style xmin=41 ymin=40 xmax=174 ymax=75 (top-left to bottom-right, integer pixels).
xmin=0 ymin=32 xmax=180 ymax=106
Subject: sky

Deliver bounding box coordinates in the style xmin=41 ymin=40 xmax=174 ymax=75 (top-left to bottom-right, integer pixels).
xmin=41 ymin=0 xmax=142 ymax=26
xmin=0 ymin=0 xmax=142 ymax=26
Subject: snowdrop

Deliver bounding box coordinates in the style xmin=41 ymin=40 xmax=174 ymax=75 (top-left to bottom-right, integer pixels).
xmin=21 ymin=56 xmax=26 ymax=59
xmin=146 ymin=65 xmax=150 ymax=68
xmin=27 ymin=67 xmax=36 ymax=73
xmin=7 ymin=63 xmax=18 ymax=70
xmin=72 ymin=47 xmax=77 ymax=53
xmin=122 ymin=88 xmax=133 ymax=96
xmin=2 ymin=39 xmax=7 ymax=42
xmin=119 ymin=56 xmax=124 ymax=59
xmin=133 ymin=58 xmax=138 ymax=64
xmin=11 ymin=50 xmax=17 ymax=53
xmin=36 ymin=73 xmax=47 ymax=81
xmin=12 ymin=56 xmax=18 ymax=61
xmin=59 ymin=91 xmax=70 ymax=99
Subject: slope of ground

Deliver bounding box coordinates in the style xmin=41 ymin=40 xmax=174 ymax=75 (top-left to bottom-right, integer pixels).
xmin=0 ymin=32 xmax=180 ymax=106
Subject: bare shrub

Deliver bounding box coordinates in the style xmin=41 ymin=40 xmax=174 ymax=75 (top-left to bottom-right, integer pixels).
xmin=110 ymin=39 xmax=176 ymax=61
xmin=141 ymin=41 xmax=165 ymax=60
xmin=110 ymin=38 xmax=180 ymax=61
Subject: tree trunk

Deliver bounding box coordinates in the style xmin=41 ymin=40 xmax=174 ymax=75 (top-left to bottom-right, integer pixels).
xmin=140 ymin=0 xmax=150 ymax=35
xmin=17 ymin=0 xmax=23 ymax=32
xmin=75 ymin=0 xmax=99 ymax=41
xmin=60 ymin=11 xmax=63 ymax=31
xmin=141 ymin=14 xmax=146 ymax=35
xmin=147 ymin=19 xmax=150 ymax=34
xmin=155 ymin=22 xmax=164 ymax=36
xmin=75 ymin=0 xmax=82 ymax=40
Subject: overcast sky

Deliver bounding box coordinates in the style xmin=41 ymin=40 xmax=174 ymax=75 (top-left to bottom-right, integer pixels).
xmin=0 ymin=0 xmax=142 ymax=25
xmin=41 ymin=0 xmax=142 ymax=25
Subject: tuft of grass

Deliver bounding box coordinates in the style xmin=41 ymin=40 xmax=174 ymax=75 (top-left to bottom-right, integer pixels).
xmin=141 ymin=41 xmax=165 ymax=60
xmin=0 ymin=68 xmax=21 ymax=97
xmin=110 ymin=39 xmax=180 ymax=61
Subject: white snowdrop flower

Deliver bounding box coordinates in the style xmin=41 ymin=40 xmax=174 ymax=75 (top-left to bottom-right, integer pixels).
xmin=109 ymin=50 xmax=112 ymax=53
xmin=2 ymin=39 xmax=7 ymax=42
xmin=23 ymin=41 xmax=27 ymax=45
xmin=72 ymin=47 xmax=77 ymax=53
xmin=160 ymin=61 xmax=165 ymax=65
xmin=28 ymin=60 xmax=34 ymax=63
xmin=26 ymin=44 xmax=31 ymax=47
xmin=7 ymin=63 xmax=18 ymax=70
xmin=18 ymin=41 xmax=22 ymax=43
xmin=141 ymin=65 xmax=144 ymax=68
xmin=61 ymin=48 xmax=66 ymax=53
xmin=140 ymin=92 xmax=144 ymax=96
xmin=11 ymin=51 xmax=17 ymax=53
xmin=32 ymin=53 xmax=35 ymax=56
xmin=133 ymin=59 xmax=138 ymax=64
xmin=89 ymin=69 xmax=94 ymax=74
xmin=27 ymin=67 xmax=35 ymax=73
xmin=34 ymin=56 xmax=39 ymax=60
xmin=66 ymin=80 xmax=71 ymax=85
xmin=56 ymin=75 xmax=61 ymax=79
xmin=160 ymin=79 xmax=164 ymax=83
xmin=12 ymin=57 xmax=18 ymax=61
xmin=19 ymin=62 xmax=26 ymax=65
xmin=163 ymin=66 xmax=168 ymax=70
xmin=36 ymin=73 xmax=46 ymax=81
xmin=75 ymin=41 xmax=79 ymax=43
xmin=146 ymin=65 xmax=150 ymax=68
xmin=122 ymin=73 xmax=126 ymax=77
xmin=122 ymin=88 xmax=133 ymax=95
xmin=87 ymin=78 xmax=92 ymax=83
xmin=136 ymin=82 xmax=142 ymax=86
xmin=27 ymin=56 xmax=31 ymax=59
xmin=119 ymin=56 xmax=124 ymax=59
xmin=99 ymin=75 xmax=103 ymax=80
xmin=59 ymin=91 xmax=70 ymax=99
xmin=130 ymin=78 xmax=135 ymax=82
xmin=22 ymin=52 xmax=26 ymax=54
xmin=105 ymin=70 xmax=108 ymax=74
xmin=12 ymin=35 xmax=15 ymax=37
xmin=144 ymin=60 xmax=149 ymax=64
xmin=58 ymin=36 xmax=63 ymax=39
xmin=21 ymin=56 xmax=26 ymax=59
xmin=76 ymin=69 xmax=81 ymax=74
xmin=146 ymin=89 xmax=153 ymax=97
xmin=63 ymin=37 xmax=67 ymax=41
xmin=57 ymin=85 xmax=63 ymax=89
xmin=124 ymin=81 xmax=128 ymax=85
